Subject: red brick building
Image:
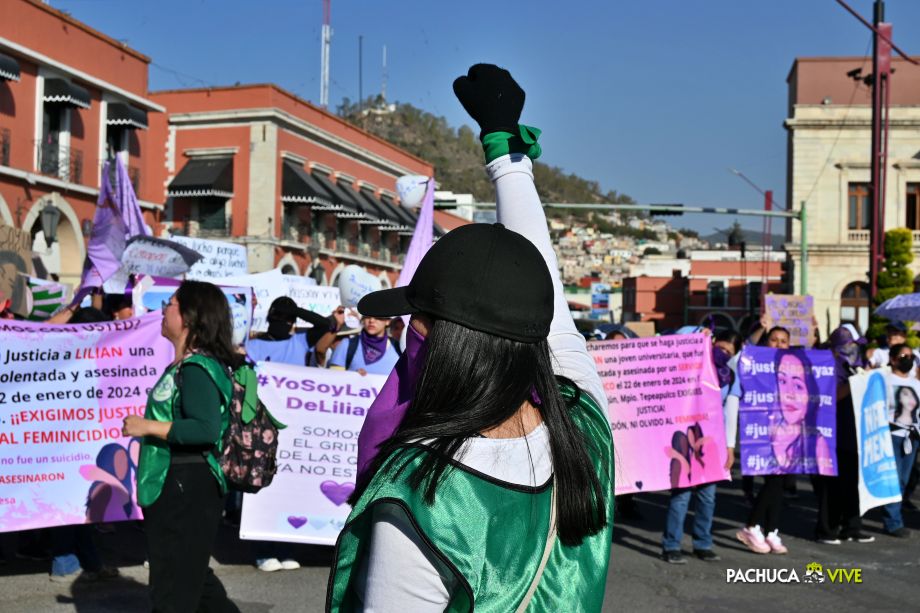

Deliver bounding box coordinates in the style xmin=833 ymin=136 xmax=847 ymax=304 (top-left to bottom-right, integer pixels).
xmin=0 ymin=0 xmax=163 ymax=287
xmin=1 ymin=0 xmax=461 ymax=291
xmin=622 ymin=250 xmax=786 ymax=333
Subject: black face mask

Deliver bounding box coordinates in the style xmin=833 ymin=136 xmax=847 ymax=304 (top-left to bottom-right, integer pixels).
xmin=895 ymin=355 xmax=915 ymax=374
xmin=267 ymin=319 xmax=293 ymax=341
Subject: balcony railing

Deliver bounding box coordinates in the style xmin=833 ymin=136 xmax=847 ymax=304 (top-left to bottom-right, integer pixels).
xmin=847 ymin=229 xmax=870 ymax=242
xmin=0 ymin=128 xmax=9 ymax=166
xmin=37 ymin=141 xmax=82 ymax=184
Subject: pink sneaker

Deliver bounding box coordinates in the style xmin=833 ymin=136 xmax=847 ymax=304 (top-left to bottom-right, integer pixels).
xmin=765 ymin=530 xmax=788 ymax=554
xmin=736 ymin=525 xmax=771 ymax=554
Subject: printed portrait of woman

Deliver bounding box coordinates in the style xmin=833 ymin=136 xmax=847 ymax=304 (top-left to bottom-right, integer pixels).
xmin=893 ymin=385 xmax=920 ymax=427
xmin=770 ymin=350 xmax=834 ymax=475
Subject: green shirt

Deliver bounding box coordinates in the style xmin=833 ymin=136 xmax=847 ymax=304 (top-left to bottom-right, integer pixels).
xmin=327 ymin=383 xmax=614 ymax=612
xmin=136 ymin=354 xmax=232 ymax=507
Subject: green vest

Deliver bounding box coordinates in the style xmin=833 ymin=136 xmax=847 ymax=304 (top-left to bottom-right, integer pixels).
xmin=136 ymin=354 xmax=232 ymax=507
xmin=328 ymin=384 xmax=614 ymax=612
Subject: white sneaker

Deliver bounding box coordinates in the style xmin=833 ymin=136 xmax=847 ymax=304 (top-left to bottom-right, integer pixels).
xmin=280 ymin=559 xmax=301 ymax=570
xmin=256 ymin=557 xmax=283 ymax=572
xmin=765 ymin=530 xmax=788 ymax=554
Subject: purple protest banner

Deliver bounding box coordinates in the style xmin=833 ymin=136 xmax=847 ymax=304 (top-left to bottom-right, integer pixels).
xmin=737 ymin=346 xmax=837 ymax=476
xmin=0 ymin=312 xmax=173 ymax=531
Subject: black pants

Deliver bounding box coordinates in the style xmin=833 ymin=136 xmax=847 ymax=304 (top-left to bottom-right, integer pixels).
xmin=747 ymin=474 xmax=784 ymax=534
xmin=145 ymin=463 xmax=239 ymax=613
xmin=813 ymin=448 xmax=862 ymax=539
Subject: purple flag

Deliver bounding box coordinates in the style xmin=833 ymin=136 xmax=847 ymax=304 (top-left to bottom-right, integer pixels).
xmin=395 ymin=179 xmax=434 ymax=288
xmin=353 ymin=179 xmax=435 ymax=487
xmin=80 ymin=158 xmax=149 ymax=290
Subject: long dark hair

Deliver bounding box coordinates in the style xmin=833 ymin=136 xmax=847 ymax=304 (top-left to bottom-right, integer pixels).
xmin=771 ymin=348 xmax=819 ymax=470
xmin=358 ymin=319 xmax=608 ymax=547
xmin=175 ymin=281 xmax=243 ymax=369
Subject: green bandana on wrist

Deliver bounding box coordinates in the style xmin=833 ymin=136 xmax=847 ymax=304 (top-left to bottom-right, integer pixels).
xmin=481 ymin=124 xmax=542 ymax=164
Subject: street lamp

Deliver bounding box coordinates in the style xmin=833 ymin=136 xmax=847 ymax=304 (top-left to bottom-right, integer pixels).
xmin=40 ymin=202 xmax=62 ymax=245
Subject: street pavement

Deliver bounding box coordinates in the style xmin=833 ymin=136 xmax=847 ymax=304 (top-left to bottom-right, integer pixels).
xmin=0 ymin=476 xmax=917 ymax=612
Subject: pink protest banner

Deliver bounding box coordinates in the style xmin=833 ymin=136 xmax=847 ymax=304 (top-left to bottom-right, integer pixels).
xmin=0 ymin=312 xmax=173 ymax=531
xmin=589 ymin=333 xmax=729 ymax=495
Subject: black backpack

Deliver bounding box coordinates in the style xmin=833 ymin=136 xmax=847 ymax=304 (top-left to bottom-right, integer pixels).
xmin=177 ymin=359 xmax=285 ymax=493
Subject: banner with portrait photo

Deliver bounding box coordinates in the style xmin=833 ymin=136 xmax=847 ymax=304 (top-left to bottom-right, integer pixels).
xmin=737 ymin=346 xmax=837 ymax=476
xmin=848 ymin=370 xmax=903 ymax=515
xmin=239 ymin=362 xmax=384 ymax=545
xmin=589 ymin=333 xmax=730 ymax=495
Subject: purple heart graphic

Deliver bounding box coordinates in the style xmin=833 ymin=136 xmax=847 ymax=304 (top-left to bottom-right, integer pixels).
xmin=634 ymin=481 xmax=643 ymax=490
xmin=287 ymin=516 xmax=308 ymax=529
xmin=320 ymin=481 xmax=355 ymax=506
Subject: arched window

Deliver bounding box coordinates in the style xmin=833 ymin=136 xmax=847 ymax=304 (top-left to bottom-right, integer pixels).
xmin=840 ymin=282 xmax=869 ymax=336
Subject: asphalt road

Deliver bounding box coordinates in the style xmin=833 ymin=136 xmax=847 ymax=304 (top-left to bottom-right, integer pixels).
xmin=0 ymin=476 xmax=917 ymax=612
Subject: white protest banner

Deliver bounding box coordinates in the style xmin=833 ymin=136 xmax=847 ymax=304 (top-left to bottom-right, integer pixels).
xmin=213 ymin=269 xmax=285 ymax=333
xmin=169 ymin=235 xmax=248 ymax=280
xmin=849 ymin=370 xmax=904 ymax=515
xmin=239 ymin=362 xmax=385 ymax=545
xmin=283 ymin=275 xmax=340 ymax=319
xmin=337 ymin=265 xmax=382 ymax=308
xmin=131 ymin=276 xmax=254 ymax=346
xmin=120 ymin=236 xmax=202 ymax=279
xmin=0 ymin=313 xmax=174 ymax=531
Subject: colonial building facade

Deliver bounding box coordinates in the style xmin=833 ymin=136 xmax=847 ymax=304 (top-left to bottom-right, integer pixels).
xmin=785 ymin=56 xmax=920 ymax=336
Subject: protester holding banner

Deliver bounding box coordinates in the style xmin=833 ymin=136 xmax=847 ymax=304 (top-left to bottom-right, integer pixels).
xmin=327 ymin=64 xmax=612 ymax=611
xmin=814 ymin=326 xmax=873 ymax=544
xmin=247 ymin=296 xmax=339 ymax=367
xmin=246 ymin=294 xmax=340 ymax=572
xmin=660 ymin=329 xmax=739 ymax=564
xmin=733 ymin=326 xmax=792 ymax=554
xmin=123 ymin=281 xmax=241 ymax=612
xmin=328 ymin=314 xmax=400 ymax=375
xmin=49 ymin=305 xmax=121 ymax=583
xmin=881 ymin=343 xmax=920 ymax=537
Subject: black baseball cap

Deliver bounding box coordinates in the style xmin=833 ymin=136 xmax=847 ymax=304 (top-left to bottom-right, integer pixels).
xmin=887 ymin=321 xmax=908 ymax=333
xmin=358 ymin=223 xmax=553 ymax=343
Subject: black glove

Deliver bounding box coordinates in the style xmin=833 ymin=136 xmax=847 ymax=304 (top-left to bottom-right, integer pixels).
xmin=453 ymin=64 xmax=525 ymax=138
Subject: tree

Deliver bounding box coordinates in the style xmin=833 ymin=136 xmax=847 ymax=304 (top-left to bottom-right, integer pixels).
xmin=643 ymin=247 xmax=662 ymax=256
xmin=868 ymin=228 xmax=915 ymax=342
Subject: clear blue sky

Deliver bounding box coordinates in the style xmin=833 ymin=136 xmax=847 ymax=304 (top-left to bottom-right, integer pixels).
xmin=53 ymin=0 xmax=920 ymax=235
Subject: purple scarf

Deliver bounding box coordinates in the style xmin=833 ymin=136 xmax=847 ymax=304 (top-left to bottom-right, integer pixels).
xmin=355 ymin=324 xmax=427 ymax=483
xmin=360 ymin=329 xmax=390 ymax=365
xmin=712 ymin=346 xmax=733 ymax=389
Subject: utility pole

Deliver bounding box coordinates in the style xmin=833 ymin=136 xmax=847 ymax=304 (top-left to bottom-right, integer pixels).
xmin=358 ymin=35 xmax=363 ymax=114
xmin=868 ymin=1 xmax=891 ymax=305
xmin=381 ymin=45 xmax=388 ymax=102
xmin=320 ymin=0 xmax=331 ymax=108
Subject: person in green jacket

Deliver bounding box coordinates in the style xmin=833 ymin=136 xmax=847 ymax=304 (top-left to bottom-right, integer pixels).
xmin=123 ymin=280 xmax=242 ymax=613
xmin=327 ymin=64 xmax=614 ymax=612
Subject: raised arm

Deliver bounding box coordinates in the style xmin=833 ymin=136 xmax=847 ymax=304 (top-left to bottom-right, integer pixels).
xmin=454 ymin=64 xmax=605 ymax=407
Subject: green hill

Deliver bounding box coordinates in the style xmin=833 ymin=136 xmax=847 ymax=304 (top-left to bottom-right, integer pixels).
xmin=337 ymin=97 xmax=636 ymax=210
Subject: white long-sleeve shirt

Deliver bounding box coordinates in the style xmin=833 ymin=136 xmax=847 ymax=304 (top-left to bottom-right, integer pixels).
xmin=353 ymin=154 xmax=605 ymax=612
